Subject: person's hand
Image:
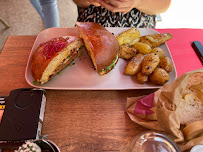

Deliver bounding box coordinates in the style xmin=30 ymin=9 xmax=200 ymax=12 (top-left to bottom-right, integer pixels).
xmin=95 ymin=0 xmax=140 ymax=14
xmin=88 ymin=0 xmax=101 ymax=7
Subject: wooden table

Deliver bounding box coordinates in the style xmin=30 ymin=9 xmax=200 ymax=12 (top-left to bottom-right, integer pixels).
xmin=0 ymin=28 xmax=202 ymax=151
xmin=0 ymin=36 xmax=154 ymax=151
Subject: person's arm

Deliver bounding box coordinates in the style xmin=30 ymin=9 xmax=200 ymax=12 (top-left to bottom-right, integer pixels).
xmin=73 ymin=0 xmax=90 ymax=7
xmin=135 ymin=0 xmax=171 ymax=15
xmin=95 ymin=0 xmax=171 ymax=15
xmin=73 ymin=0 xmax=100 ymax=8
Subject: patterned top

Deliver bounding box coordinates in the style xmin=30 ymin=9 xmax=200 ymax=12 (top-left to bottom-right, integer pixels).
xmin=77 ymin=5 xmax=156 ymax=28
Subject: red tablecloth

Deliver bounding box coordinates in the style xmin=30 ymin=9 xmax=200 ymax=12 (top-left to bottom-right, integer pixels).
xmin=156 ymin=28 xmax=203 ymax=77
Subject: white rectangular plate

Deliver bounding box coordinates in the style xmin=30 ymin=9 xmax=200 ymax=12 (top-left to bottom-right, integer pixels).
xmin=25 ymin=27 xmax=177 ymax=90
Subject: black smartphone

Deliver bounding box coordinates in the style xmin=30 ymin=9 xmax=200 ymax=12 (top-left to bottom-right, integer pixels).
xmin=0 ymin=88 xmax=46 ymax=149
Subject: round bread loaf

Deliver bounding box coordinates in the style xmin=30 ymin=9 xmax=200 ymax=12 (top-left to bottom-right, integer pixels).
xmin=76 ymin=22 xmax=119 ymax=75
xmin=31 ymin=36 xmax=83 ymax=84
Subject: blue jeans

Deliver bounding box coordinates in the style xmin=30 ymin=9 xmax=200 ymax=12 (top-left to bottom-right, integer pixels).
xmin=30 ymin=0 xmax=59 ymax=28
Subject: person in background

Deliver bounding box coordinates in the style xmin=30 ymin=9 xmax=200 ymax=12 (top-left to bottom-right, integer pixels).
xmin=29 ymin=0 xmax=60 ymax=28
xmin=73 ymin=0 xmax=171 ymax=28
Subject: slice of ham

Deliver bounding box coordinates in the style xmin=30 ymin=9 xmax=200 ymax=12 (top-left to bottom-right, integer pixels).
xmin=134 ymin=93 xmax=155 ymax=115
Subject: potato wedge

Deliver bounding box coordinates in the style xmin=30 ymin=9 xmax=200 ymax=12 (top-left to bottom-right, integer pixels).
xmin=133 ymin=42 xmax=151 ymax=55
xmin=119 ymin=44 xmax=137 ymax=60
xmin=149 ymin=68 xmax=169 ymax=85
xmin=125 ymin=54 xmax=144 ymax=75
xmin=159 ymin=56 xmax=174 ymax=73
xmin=142 ymin=53 xmax=160 ymax=75
xmin=117 ymin=27 xmax=140 ymax=46
xmin=139 ymin=33 xmax=173 ymax=48
xmin=151 ymin=47 xmax=164 ymax=59
xmin=136 ymin=72 xmax=148 ymax=84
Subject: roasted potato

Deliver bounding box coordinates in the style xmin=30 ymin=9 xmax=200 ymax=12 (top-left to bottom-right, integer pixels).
xmin=117 ymin=27 xmax=140 ymax=46
xmin=159 ymin=56 xmax=174 ymax=73
xmin=119 ymin=44 xmax=137 ymax=60
xmin=149 ymin=68 xmax=169 ymax=85
xmin=151 ymin=47 xmax=164 ymax=59
xmin=136 ymin=72 xmax=148 ymax=84
xmin=133 ymin=42 xmax=151 ymax=55
xmin=125 ymin=54 xmax=144 ymax=75
xmin=139 ymin=33 xmax=173 ymax=48
xmin=142 ymin=53 xmax=160 ymax=75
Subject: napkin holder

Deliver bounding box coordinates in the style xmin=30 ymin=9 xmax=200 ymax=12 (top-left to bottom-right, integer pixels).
xmin=0 ymin=88 xmax=46 ymax=149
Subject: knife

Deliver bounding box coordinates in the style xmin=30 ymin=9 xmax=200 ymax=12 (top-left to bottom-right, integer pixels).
xmin=191 ymin=41 xmax=203 ymax=65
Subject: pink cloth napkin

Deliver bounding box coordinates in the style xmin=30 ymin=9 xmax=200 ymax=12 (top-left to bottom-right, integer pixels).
xmin=134 ymin=93 xmax=154 ymax=115
xmin=156 ymin=28 xmax=203 ymax=77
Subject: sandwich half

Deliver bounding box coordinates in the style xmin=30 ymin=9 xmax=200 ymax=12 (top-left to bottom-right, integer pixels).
xmin=76 ymin=22 xmax=119 ymax=75
xmin=31 ymin=36 xmax=83 ymax=84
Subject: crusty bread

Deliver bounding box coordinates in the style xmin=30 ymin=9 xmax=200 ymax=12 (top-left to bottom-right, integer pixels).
xmin=184 ymin=88 xmax=203 ymax=102
xmin=31 ymin=36 xmax=83 ymax=84
xmin=177 ymin=93 xmax=203 ymax=126
xmin=182 ymin=120 xmax=203 ymax=140
xmin=76 ymin=22 xmax=119 ymax=75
